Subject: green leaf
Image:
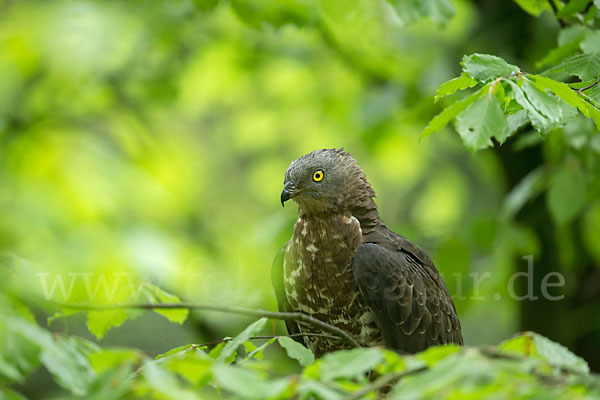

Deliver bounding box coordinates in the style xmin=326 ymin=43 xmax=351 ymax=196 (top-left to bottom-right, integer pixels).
xmin=557 ymin=0 xmax=592 ymax=17
xmin=277 ymin=336 xmax=315 ymax=366
xmin=89 ymin=348 xmax=141 ymax=374
xmin=421 ymin=85 xmax=488 ymax=138
xmin=0 ymin=354 xmax=25 ymax=382
xmin=314 ymin=347 xmax=383 ymax=381
xmin=434 ymin=73 xmax=478 ymax=102
xmin=513 ymin=0 xmax=550 ymax=16
xmin=454 ymin=93 xmax=509 ymax=152
xmin=11 ymin=319 xmax=95 ymax=396
xmin=416 ymin=345 xmax=461 ymax=366
xmin=547 ymin=164 xmax=587 ymax=225
xmin=242 ymin=339 xmax=274 ymax=361
xmin=521 ymin=79 xmax=577 ymax=126
xmin=561 ymin=51 xmax=600 ymax=81
xmin=142 ymin=360 xmax=202 ymax=400
xmin=155 ymin=344 xmax=196 ymax=360
xmin=39 ymin=337 xmax=96 ymax=396
xmin=581 ymin=31 xmax=600 ymax=53
xmin=212 ymin=364 xmax=291 ymax=398
xmin=506 ymin=80 xmax=552 ymax=134
xmin=298 ymin=379 xmax=345 ymax=400
xmin=536 ymin=39 xmax=583 ymax=69
xmin=143 ymin=283 xmax=189 ymax=324
xmin=533 ymin=334 xmax=589 ymax=374
xmin=158 ymin=347 xmax=213 ymax=385
xmin=217 ymin=318 xmax=267 ymax=362
xmin=86 ymin=309 xmax=128 ymax=340
xmin=461 ymin=53 xmax=520 ymax=82
xmin=504 ymin=109 xmax=530 ymax=141
xmin=530 ymin=75 xmax=600 ymax=130
xmin=499 ymin=332 xmax=590 ymax=374
xmin=501 ymin=168 xmax=546 ymax=219
xmin=388 ymin=0 xmax=455 ymax=26
xmin=0 ymin=387 xmax=28 ymax=400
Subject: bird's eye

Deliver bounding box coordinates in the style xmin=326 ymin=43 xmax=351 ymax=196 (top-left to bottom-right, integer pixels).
xmin=312 ymin=170 xmax=324 ymax=182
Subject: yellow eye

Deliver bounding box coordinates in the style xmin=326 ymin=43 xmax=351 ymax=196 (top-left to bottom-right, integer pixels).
xmin=312 ymin=170 xmax=324 ymax=182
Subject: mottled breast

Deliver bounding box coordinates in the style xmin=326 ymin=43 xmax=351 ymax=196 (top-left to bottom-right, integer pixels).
xmin=283 ymin=214 xmax=383 ymax=356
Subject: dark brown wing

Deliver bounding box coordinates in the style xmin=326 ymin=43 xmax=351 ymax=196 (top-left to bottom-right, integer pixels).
xmin=271 ymin=243 xmax=303 ymax=343
xmin=352 ymin=242 xmax=463 ymax=353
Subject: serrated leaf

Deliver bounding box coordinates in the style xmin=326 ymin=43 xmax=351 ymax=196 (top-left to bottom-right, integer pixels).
xmin=86 ymin=309 xmax=128 ymax=340
xmin=533 ymin=334 xmax=590 ymax=374
xmin=454 ymin=93 xmax=509 ymax=152
xmin=530 ymin=75 xmax=594 ymax=119
xmin=561 ymin=51 xmax=600 ymax=81
xmin=422 ymin=85 xmax=488 ymax=138
xmin=547 ymin=164 xmax=587 ymax=225
xmin=315 ymin=347 xmax=384 ymax=381
xmin=506 ymin=80 xmax=553 ymax=134
xmin=499 ymin=332 xmax=590 ymax=374
xmin=521 ymin=79 xmax=577 ymax=126
xmin=434 ymin=73 xmax=478 ymax=102
xmin=278 ymin=336 xmax=315 ymax=366
xmin=218 ymin=318 xmax=267 ymax=362
xmin=143 ymin=283 xmax=189 ymax=324
xmin=461 ymin=53 xmax=520 ymax=82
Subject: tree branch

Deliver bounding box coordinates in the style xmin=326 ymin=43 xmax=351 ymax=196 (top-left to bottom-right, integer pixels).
xmin=197 ymin=333 xmax=341 ymax=348
xmin=56 ymin=302 xmax=361 ymax=348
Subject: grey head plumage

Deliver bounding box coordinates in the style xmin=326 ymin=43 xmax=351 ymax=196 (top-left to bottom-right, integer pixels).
xmin=280 ymin=148 xmax=378 ymax=221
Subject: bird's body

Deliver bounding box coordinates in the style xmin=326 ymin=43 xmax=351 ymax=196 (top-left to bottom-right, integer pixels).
xmin=273 ymin=149 xmax=462 ymax=356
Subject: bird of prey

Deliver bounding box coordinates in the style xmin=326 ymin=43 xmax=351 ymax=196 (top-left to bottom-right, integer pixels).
xmin=272 ymin=148 xmax=462 ymax=357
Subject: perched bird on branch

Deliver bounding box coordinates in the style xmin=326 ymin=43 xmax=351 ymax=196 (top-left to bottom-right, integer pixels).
xmin=272 ymin=149 xmax=462 ymax=357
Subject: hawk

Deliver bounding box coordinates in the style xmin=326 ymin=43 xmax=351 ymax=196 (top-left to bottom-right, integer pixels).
xmin=272 ymin=148 xmax=462 ymax=357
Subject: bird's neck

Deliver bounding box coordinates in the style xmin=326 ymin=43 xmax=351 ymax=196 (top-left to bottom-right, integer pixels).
xmin=349 ymin=196 xmax=385 ymax=235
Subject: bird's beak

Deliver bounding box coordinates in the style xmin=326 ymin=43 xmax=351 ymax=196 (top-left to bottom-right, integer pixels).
xmin=281 ymin=181 xmax=296 ymax=207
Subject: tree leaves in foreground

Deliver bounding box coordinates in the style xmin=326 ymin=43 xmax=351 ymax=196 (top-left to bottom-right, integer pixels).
xmin=2 ymin=296 xmax=600 ymax=399
xmin=423 ymin=53 xmax=600 ymax=151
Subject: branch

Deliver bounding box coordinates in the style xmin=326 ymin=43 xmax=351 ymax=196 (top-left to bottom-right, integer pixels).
xmin=575 ymin=76 xmax=600 ymax=93
xmin=197 ymin=333 xmax=341 ymax=348
xmin=56 ymin=302 xmax=361 ymax=348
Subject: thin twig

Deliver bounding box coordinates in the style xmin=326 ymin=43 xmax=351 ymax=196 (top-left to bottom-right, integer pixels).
xmin=196 ymin=333 xmax=340 ymax=348
xmin=56 ymin=302 xmax=361 ymax=348
xmin=576 ymin=77 xmax=600 ymax=93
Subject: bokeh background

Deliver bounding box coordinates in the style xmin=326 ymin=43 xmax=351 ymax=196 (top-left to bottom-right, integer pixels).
xmin=1 ymin=0 xmax=599 ymax=396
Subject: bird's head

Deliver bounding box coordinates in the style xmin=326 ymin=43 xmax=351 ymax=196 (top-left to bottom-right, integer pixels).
xmin=281 ymin=148 xmax=376 ymax=216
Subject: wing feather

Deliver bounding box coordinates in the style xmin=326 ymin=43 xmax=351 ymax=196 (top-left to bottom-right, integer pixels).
xmin=352 ymin=242 xmax=463 ymax=353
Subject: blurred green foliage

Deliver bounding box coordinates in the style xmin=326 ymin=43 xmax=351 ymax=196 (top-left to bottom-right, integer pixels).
xmin=0 ymin=0 xmax=599 ymax=398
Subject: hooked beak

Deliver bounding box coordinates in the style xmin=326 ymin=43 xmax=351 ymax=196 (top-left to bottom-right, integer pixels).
xmin=280 ymin=181 xmax=296 ymax=207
